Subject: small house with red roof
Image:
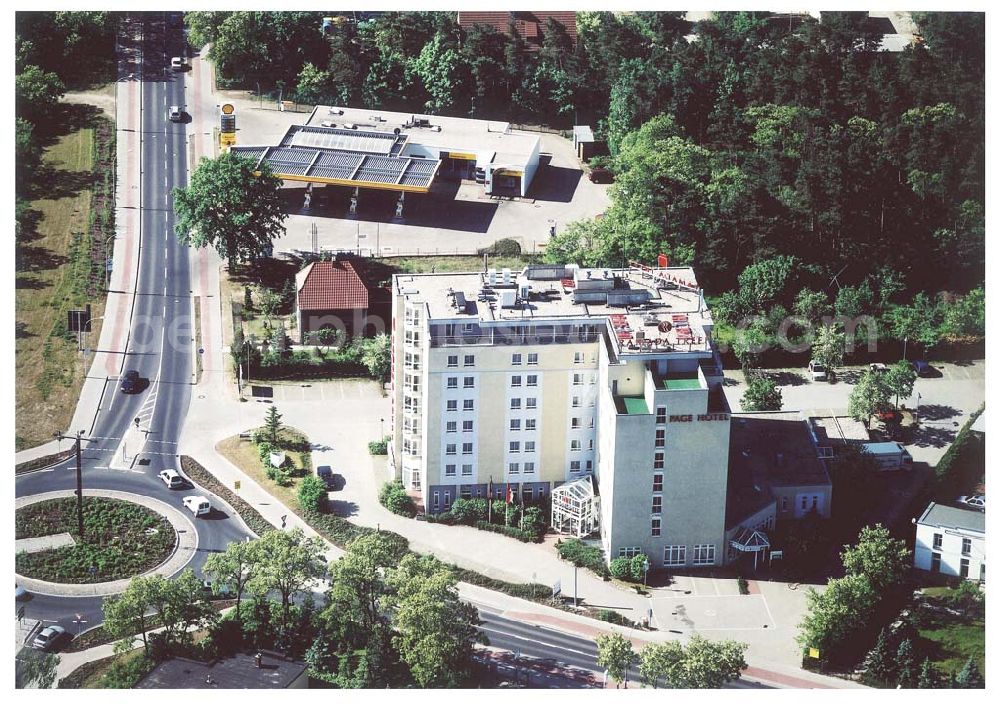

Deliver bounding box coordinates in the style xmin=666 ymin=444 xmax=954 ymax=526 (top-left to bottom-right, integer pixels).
xmin=457 ymin=11 xmax=577 ymax=52
xmin=294 ymin=258 xmax=388 ymax=344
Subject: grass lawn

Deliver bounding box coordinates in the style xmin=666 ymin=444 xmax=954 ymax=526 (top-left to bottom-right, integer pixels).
xmin=215 ymin=426 xmax=312 ymax=512
xmin=15 ymin=117 xmax=106 ymax=450
xmin=15 ymin=497 xmax=174 ymax=583
xmin=915 ymin=586 xmax=985 ymax=678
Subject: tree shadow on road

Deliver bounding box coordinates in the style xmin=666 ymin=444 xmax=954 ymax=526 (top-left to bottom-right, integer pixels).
xmin=910 ymin=424 xmax=958 ymax=449
xmin=768 ymin=370 xmax=808 ymax=387
xmin=916 ymin=404 xmax=962 ymax=423
xmin=328 ymin=499 xmax=358 ymax=517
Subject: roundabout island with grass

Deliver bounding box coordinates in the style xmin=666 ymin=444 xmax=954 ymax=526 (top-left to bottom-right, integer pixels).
xmin=15 ymin=496 xmax=177 ymax=584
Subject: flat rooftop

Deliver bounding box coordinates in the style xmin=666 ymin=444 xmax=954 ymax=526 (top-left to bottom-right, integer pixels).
xmin=306 ymin=105 xmax=540 ymax=166
xmin=918 ymin=501 xmax=985 ymax=534
xmin=809 ymin=415 xmax=871 ymax=446
xmin=730 ymin=412 xmax=832 ymax=490
xmin=136 ymin=651 xmax=306 ymax=689
xmin=394 ymin=264 xmax=713 ymax=356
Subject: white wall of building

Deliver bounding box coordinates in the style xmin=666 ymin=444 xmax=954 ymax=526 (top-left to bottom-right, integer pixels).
xmin=914 ymin=522 xmax=985 ymax=581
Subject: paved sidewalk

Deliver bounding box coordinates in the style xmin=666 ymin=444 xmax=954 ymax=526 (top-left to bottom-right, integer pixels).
xmin=15 ymin=533 xmax=77 ymax=554
xmin=15 ymin=490 xmax=198 ymax=598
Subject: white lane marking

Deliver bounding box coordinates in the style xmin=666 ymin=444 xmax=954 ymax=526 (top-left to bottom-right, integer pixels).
xmin=760 ymin=593 xmax=777 ymax=628
xmin=479 ymin=626 xmax=595 ymax=659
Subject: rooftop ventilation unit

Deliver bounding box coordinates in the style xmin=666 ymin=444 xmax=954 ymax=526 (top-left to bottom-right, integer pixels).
xmin=328 ymin=108 xmax=344 ymax=115
xmin=500 ymin=290 xmax=517 ymax=308
xmin=431 ymin=125 xmax=442 ymax=132
xmin=501 ymin=268 xmax=511 ymax=286
xmin=344 ymin=123 xmax=358 ymax=130
xmin=487 ymin=269 xmax=497 ymax=286
xmin=519 ymin=284 xmax=531 ymax=300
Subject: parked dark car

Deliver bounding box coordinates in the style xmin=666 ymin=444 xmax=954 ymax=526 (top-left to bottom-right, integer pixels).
xmin=588 ymin=167 xmax=614 ymax=184
xmin=316 ymin=465 xmax=337 ymax=490
xmin=120 ymin=369 xmax=140 ymax=393
xmin=910 ymin=359 xmax=934 ymax=377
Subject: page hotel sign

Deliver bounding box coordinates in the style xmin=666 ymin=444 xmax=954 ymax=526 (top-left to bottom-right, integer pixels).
xmin=669 ymin=413 xmax=729 ymax=423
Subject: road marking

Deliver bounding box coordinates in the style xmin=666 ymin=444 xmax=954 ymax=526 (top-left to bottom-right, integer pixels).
xmin=479 ymin=626 xmax=595 ymax=659
xmin=759 ymin=593 xmax=777 ymax=628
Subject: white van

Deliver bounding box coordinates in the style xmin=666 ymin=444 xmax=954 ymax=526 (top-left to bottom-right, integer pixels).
xmin=182 ymin=496 xmax=211 ymax=517
xmin=808 ymin=360 xmax=827 ymax=381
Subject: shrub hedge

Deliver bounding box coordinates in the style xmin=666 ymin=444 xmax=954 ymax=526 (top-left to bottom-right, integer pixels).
xmin=556 ymin=538 xmax=610 ymax=578
xmin=15 ymin=447 xmax=75 ymax=474
xmin=378 ymin=480 xmax=416 ymax=517
xmin=180 ymin=456 xmax=275 ymax=536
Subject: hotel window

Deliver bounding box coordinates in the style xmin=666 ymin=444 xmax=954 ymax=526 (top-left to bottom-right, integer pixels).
xmin=962 ymin=537 xmax=972 ymax=556
xmin=654 ymin=453 xmax=664 ymax=469
xmin=588 ymin=439 xmax=594 ymax=450
xmin=652 ymin=496 xmax=662 ymax=514
xmin=463 ymin=420 xmax=474 ymax=433
xmin=433 ymin=492 xmax=440 ymax=510
xmin=800 ymin=496 xmax=808 ymax=510
xmin=589 ymin=417 xmax=595 ymax=428
xmin=571 ymin=417 xmax=581 ymax=429
xmin=512 ymin=353 xmax=522 ymax=366
xmin=447 ymin=355 xmax=458 ymax=368
xmin=524 ymin=462 xmax=535 ymax=474
xmin=655 ymin=429 xmax=665 ymax=448
xmin=656 ymin=406 xmax=667 ymax=424
xmin=571 ymin=440 xmax=581 ymax=452
xmin=463 ymin=324 xmax=475 ymax=334
xmin=461 ymin=486 xmax=472 ymax=498
xmin=463 ymin=399 xmax=474 ymax=411
xmin=664 ymin=546 xmax=686 ymax=567
xmin=445 ymin=464 xmax=456 ymax=477
xmin=447 ymin=400 xmax=458 ymax=412
xmin=527 ymin=375 xmax=538 ymax=387
xmin=781 ymin=497 xmax=788 ymax=511
xmin=511 ymin=375 xmax=522 ymax=387
xmin=574 ymin=352 xmax=584 ymax=364
xmin=524 ymin=486 xmax=534 ymax=501
xmin=588 ymin=397 xmax=596 ymax=408
xmin=570 ymin=460 xmax=581 ymax=472
xmin=446 ymin=444 xmax=457 ymax=456
xmin=464 ymin=376 xmax=475 ymax=388
xmin=446 ymin=421 xmax=457 ymax=433
xmin=527 ymin=353 xmax=538 ymax=365
xmin=693 ymin=544 xmax=716 ymax=566
xmin=464 ymin=354 xmax=475 ymax=367
xmin=444 ymin=492 xmax=452 ymax=510
xmin=509 ymin=441 xmax=521 ymax=453
xmin=462 ymin=442 xmax=473 ymax=455
xmin=525 ymin=419 xmax=536 ymax=431
xmin=446 ymin=377 xmax=458 ymax=389
xmin=589 ymin=373 xmax=597 ymax=385
xmin=586 ymin=460 xmax=593 ymax=471
xmin=960 ymin=558 xmax=970 ymax=578
xmin=461 ymin=464 xmax=473 ymax=476
xmin=618 ymin=547 xmax=642 ymax=559
xmin=933 ymin=533 xmax=943 ymax=550
xmin=651 ymin=517 xmax=661 ymax=537
xmin=525 ymin=441 xmax=535 ymax=453
xmin=652 ymin=473 xmax=663 ymax=492
xmin=510 ymin=398 xmax=522 ymax=410
xmin=573 ymin=373 xmax=583 ymax=386
xmin=510 ymin=419 xmax=521 ymax=431
xmin=526 ymin=398 xmax=537 ymax=410
xmin=572 ymin=396 xmax=581 ymax=408
xmin=509 ymin=462 xmax=520 ymax=474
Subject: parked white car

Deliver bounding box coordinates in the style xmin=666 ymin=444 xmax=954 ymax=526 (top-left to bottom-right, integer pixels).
xmin=33 ymin=625 xmax=66 ymax=651
xmin=958 ymin=494 xmax=985 ymax=511
xmin=182 ymin=496 xmax=211 ymax=517
xmin=808 ymin=360 xmax=828 ymax=381
xmin=158 ymin=469 xmax=186 ymax=489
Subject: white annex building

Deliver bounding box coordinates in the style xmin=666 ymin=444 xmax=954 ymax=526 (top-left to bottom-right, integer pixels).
xmin=914 ymin=502 xmax=985 ymax=582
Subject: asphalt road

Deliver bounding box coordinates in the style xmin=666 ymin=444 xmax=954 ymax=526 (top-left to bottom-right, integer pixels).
xmin=16 ymin=12 xmax=252 ymax=637
xmin=476 ymin=610 xmax=771 ymax=689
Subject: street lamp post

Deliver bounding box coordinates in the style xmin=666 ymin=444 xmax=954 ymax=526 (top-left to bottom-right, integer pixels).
xmin=53 ymin=430 xmax=86 ymax=538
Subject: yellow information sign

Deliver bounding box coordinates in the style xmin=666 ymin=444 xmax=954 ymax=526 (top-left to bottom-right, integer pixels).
xmin=220 ymin=132 xmax=237 ymax=148
xmin=808 ymin=647 xmax=820 ymax=659
xmin=234 ymin=480 xmax=241 ymax=491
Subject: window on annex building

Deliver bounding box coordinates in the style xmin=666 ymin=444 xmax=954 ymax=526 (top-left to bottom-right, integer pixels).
xmin=692 ymin=544 xmax=716 ymax=565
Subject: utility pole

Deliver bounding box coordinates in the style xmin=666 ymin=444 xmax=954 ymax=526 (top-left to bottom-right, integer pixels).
xmin=574 ymin=564 xmax=578 ymax=607
xmin=55 ymin=430 xmax=86 ymax=538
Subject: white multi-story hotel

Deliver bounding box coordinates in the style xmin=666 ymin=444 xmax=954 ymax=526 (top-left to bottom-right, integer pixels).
xmin=389 ymin=262 xmax=734 ymax=567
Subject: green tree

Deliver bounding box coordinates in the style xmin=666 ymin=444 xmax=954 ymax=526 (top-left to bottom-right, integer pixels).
xmin=102 ymin=575 xmax=159 ymax=654
xmin=731 ymin=320 xmax=770 ymax=372
xmin=204 ymin=539 xmax=261 ymax=625
xmin=794 ymin=288 xmax=832 ymax=325
xmin=15 ymin=64 xmax=65 ymax=124
xmin=388 ymin=553 xmax=483 ymax=687
xmin=955 ymin=657 xmax=984 ymax=688
xmin=896 ymin=638 xmax=917 ymax=688
xmin=940 ymin=286 xmax=985 ymax=340
xmin=173 ymin=152 xmax=286 ymax=265
xmin=638 ymin=640 xmax=684 ymax=688
xmin=884 ymin=360 xmax=917 ymax=408
xmin=317 ymin=327 xmax=339 ymax=350
xmin=15 ymin=118 xmax=41 ymax=195
xmin=411 ymin=33 xmax=463 ymax=114
xmin=917 ymin=658 xmax=938 ymax=689
xmin=298 ymin=474 xmax=328 ymax=513
xmin=378 ymin=480 xmax=416 ymax=517
xmin=18 ymin=652 xmax=59 ymax=689
xmin=295 ymin=62 xmax=329 ymax=105
xmin=595 ymin=632 xmax=635 ymax=687
xmin=249 ymin=527 xmax=327 ymax=634
xmin=671 ymin=636 xmax=748 ymax=688
xmin=257 ymin=286 xmax=281 ymax=322
xmin=796 ymin=573 xmax=876 ymax=664
xmin=263 ymin=405 xmax=283 ymax=445
xmin=811 ymin=324 xmax=846 ymax=373
xmin=331 ymin=532 xmax=399 ymax=635
xmin=357 ymin=333 xmax=390 ymax=379
xmin=848 ymin=370 xmax=892 ymax=427
xmin=841 ymin=524 xmax=911 ymax=594
xmin=863 ymin=628 xmax=896 ymax=685
xmin=741 ymin=375 xmax=782 ymax=411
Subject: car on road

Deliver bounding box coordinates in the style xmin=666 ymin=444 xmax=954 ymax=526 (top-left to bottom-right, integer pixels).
xmin=170 ymin=56 xmax=188 ymax=71
xmin=168 ymin=105 xmax=183 ymax=122
xmin=120 ymin=369 xmax=141 ymax=393
xmin=958 ymin=494 xmax=985 ymax=510
xmin=316 ymin=465 xmax=337 ymax=490
xmin=33 ymin=625 xmax=67 ymax=651
xmin=870 ymin=362 xmax=889 ymax=373
xmin=158 ymin=469 xmax=186 ymax=489
xmin=588 ymin=167 xmax=614 ymax=184
xmin=910 ymin=359 xmax=934 ymax=377
xmin=182 ymin=496 xmax=211 ymax=516
xmin=808 ymin=360 xmax=828 ymax=381
xmin=201 ymin=580 xmax=233 ymax=600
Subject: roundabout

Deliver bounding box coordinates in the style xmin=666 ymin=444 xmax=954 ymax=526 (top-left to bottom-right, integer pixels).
xmin=14 ymin=489 xmax=199 ymax=598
